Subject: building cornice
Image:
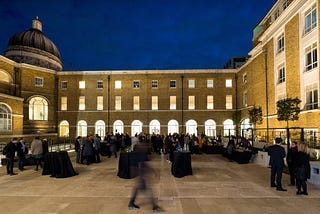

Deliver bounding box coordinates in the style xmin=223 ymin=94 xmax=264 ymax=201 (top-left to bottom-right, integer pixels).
xmin=58 ymin=69 xmax=237 ymax=76
xmin=0 ymin=93 xmax=24 ymax=101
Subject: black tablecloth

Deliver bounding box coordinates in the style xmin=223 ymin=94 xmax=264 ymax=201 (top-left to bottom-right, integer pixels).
xmin=100 ymin=143 xmax=111 ymax=156
xmin=171 ymin=151 xmax=192 ymax=178
xmin=202 ymin=145 xmax=224 ymax=154
xmin=42 ymin=151 xmax=78 ymax=178
xmin=117 ymin=152 xmax=148 ymax=179
xmin=232 ymin=150 xmax=252 ymax=164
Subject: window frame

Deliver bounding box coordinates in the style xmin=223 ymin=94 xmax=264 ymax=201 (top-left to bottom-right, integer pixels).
xmin=207 ymin=79 xmax=214 ymax=88
xmin=115 ymin=80 xmax=122 ymax=89
xmin=96 ymin=80 xmax=104 ymax=89
xmin=61 ymin=96 xmax=67 ymax=111
xmin=188 ymin=79 xmax=195 ymax=88
xmin=34 ymin=77 xmax=43 ymax=87
xmin=79 ymin=81 xmax=86 ymax=89
xmin=61 ymin=81 xmax=68 ymax=89
xmin=151 ymin=80 xmax=158 ymax=89
xmin=276 ymin=33 xmax=285 ymax=54
xmin=304 ymin=4 xmax=317 ymax=35
xmin=305 ymin=43 xmax=318 ymax=72
xmin=79 ymin=96 xmax=85 ymax=110
xmin=277 ymin=65 xmax=286 ymax=84
xmin=170 ymin=80 xmax=176 ymax=88
xmin=133 ymin=80 xmax=140 ymax=89
xmin=225 ymin=79 xmax=232 ymax=88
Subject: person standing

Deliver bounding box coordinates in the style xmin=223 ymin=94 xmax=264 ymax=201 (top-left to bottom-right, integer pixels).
xmin=5 ymin=138 xmax=18 ymax=175
xmin=75 ymin=136 xmax=81 ymax=163
xmin=93 ymin=134 xmax=101 ymax=163
xmin=17 ymin=137 xmax=27 ymax=171
xmin=31 ymin=136 xmax=43 ymax=171
xmin=295 ymin=142 xmax=310 ymax=195
xmin=286 ymin=141 xmax=298 ymax=186
xmin=268 ymin=137 xmax=286 ymax=191
xmin=82 ymin=135 xmax=94 ymax=165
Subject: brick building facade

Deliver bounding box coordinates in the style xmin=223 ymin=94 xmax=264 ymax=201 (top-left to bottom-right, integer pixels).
xmin=0 ymin=0 xmax=319 ymax=144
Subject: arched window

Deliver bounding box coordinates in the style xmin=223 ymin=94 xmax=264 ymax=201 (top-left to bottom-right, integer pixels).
xmin=0 ymin=103 xmax=12 ymax=131
xmin=223 ymin=119 xmax=234 ymax=136
xmin=205 ymin=119 xmax=216 ymax=137
xmin=149 ymin=120 xmax=160 ymax=134
xmin=77 ymin=120 xmax=87 ymax=137
xmin=0 ymin=69 xmax=12 ymax=84
xmin=29 ymin=96 xmax=48 ymax=120
xmin=113 ymin=120 xmax=124 ymax=134
xmin=168 ymin=120 xmax=179 ymax=135
xmin=59 ymin=120 xmax=69 ymax=137
xmin=186 ymin=119 xmax=197 ymax=136
xmin=131 ymin=120 xmax=142 ymax=136
xmin=240 ymin=118 xmax=252 ymax=138
xmin=95 ymin=120 xmax=105 ymax=138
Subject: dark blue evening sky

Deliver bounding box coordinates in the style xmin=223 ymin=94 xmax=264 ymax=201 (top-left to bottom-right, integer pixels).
xmin=0 ymin=0 xmax=277 ymax=71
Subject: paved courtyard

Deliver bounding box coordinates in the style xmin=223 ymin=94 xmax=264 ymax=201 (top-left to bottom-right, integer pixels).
xmin=1 ymin=153 xmax=320 ymax=214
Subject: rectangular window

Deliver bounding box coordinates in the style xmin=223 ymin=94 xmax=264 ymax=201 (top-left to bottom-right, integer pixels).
xmin=188 ymin=80 xmax=195 ymax=88
xmin=97 ymin=80 xmax=103 ymax=89
xmin=61 ymin=81 xmax=68 ymax=89
xmin=304 ymin=4 xmax=317 ymax=35
xmin=207 ymin=79 xmax=214 ymax=88
xmin=188 ymin=96 xmax=195 ymax=110
xmin=242 ymin=73 xmax=247 ymax=84
xmin=226 ymin=79 xmax=232 ymax=88
xmin=170 ymin=80 xmax=176 ymax=88
xmin=151 ymin=80 xmax=158 ymax=88
xmin=170 ymin=96 xmax=176 ymax=110
xmin=207 ymin=96 xmax=214 ymax=109
xmin=79 ymin=81 xmax=85 ymax=89
xmin=34 ymin=77 xmax=43 ymax=86
xmin=277 ymin=65 xmax=286 ymax=84
xmin=306 ymin=84 xmax=318 ymax=110
xmin=133 ymin=80 xmax=140 ymax=89
xmin=133 ymin=96 xmax=140 ymax=110
xmin=305 ymin=43 xmax=318 ymax=71
xmin=152 ymin=96 xmax=158 ymax=110
xmin=274 ymin=9 xmax=280 ymax=20
xmin=115 ymin=80 xmax=122 ymax=89
xmin=115 ymin=96 xmax=121 ymax=110
xmin=276 ymin=33 xmax=284 ymax=54
xmin=226 ymin=95 xmax=232 ymax=109
xmin=79 ymin=96 xmax=85 ymax=110
xmin=61 ymin=97 xmax=67 ymax=111
xmin=243 ymin=92 xmax=248 ymax=107
xmin=97 ymin=96 xmax=103 ymax=110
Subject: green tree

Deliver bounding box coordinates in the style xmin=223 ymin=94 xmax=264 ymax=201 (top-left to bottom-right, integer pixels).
xmin=248 ymin=105 xmax=263 ymax=146
xmin=248 ymin=105 xmax=263 ymax=128
xmin=232 ymin=110 xmax=242 ymax=141
xmin=276 ymin=97 xmax=301 ymax=150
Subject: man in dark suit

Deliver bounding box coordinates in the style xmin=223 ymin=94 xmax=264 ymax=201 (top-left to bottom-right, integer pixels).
xmin=268 ymin=137 xmax=287 ymax=191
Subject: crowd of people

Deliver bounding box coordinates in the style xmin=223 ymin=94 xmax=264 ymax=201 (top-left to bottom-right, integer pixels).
xmin=2 ymin=136 xmax=49 ymax=175
xmin=1 ymin=133 xmax=312 ymax=198
xmin=267 ymin=137 xmax=311 ymax=195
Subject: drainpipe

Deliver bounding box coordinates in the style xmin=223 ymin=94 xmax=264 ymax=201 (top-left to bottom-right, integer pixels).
xmin=181 ymin=75 xmax=184 ymax=133
xmin=108 ymin=75 xmax=111 ymax=133
xmin=264 ymin=48 xmax=269 ymax=143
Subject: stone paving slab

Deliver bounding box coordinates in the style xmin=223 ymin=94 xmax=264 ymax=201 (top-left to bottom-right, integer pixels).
xmin=0 ymin=153 xmax=320 ymax=214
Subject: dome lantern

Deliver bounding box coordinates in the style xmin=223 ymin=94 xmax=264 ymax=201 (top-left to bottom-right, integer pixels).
xmin=32 ymin=16 xmax=42 ymax=32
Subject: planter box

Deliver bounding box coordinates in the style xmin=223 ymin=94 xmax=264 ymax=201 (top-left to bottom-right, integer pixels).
xmin=309 ymin=161 xmax=320 ymax=186
xmin=254 ymin=151 xmax=270 ymax=167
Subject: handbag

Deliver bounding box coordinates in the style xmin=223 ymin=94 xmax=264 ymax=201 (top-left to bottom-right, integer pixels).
xmin=1 ymin=158 xmax=8 ymax=166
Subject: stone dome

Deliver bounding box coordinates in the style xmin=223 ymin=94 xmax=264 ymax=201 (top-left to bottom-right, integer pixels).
xmin=5 ymin=17 xmax=63 ymax=71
